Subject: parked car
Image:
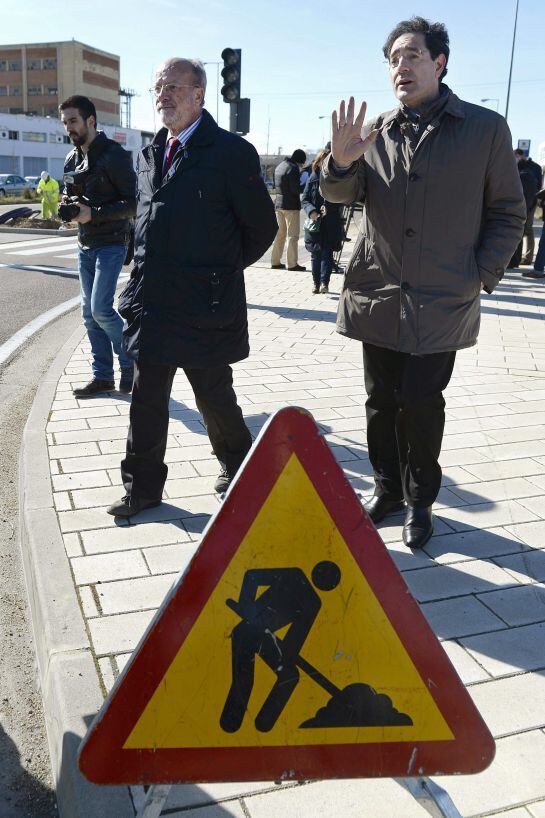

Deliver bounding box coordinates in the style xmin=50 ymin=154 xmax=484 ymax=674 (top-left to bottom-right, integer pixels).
xmin=24 ymin=175 xmax=41 ymax=192
xmin=0 ymin=174 xmax=30 ymax=197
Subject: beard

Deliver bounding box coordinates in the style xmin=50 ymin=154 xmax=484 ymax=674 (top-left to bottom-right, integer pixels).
xmin=69 ymin=127 xmax=88 ymax=147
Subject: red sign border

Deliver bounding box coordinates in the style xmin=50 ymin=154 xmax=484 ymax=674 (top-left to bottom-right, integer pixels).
xmin=79 ymin=407 xmax=495 ymax=784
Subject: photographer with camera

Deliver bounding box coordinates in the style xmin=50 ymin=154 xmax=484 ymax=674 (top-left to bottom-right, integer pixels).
xmin=59 ymin=95 xmax=137 ymax=397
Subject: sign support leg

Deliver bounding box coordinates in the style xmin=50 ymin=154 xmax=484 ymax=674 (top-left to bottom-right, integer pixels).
xmin=396 ymin=777 xmax=463 ymax=818
xmin=135 ymin=784 xmax=172 ymax=818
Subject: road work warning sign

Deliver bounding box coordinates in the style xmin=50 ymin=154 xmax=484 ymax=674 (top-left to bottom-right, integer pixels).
xmin=79 ymin=407 xmax=495 ymax=784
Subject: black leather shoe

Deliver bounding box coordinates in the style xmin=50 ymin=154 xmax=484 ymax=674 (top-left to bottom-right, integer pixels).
xmin=73 ymin=379 xmax=115 ymax=398
xmin=364 ymin=495 xmax=405 ymax=523
xmin=106 ymin=495 xmax=161 ymax=518
xmin=271 ymin=263 xmax=286 ymax=269
xmin=402 ymin=506 xmax=433 ymax=549
xmin=118 ymin=366 xmax=134 ymax=394
xmin=288 ymin=264 xmax=306 ymax=271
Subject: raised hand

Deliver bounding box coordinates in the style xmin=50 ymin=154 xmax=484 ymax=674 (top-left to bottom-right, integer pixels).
xmin=331 ymin=98 xmax=379 ymax=167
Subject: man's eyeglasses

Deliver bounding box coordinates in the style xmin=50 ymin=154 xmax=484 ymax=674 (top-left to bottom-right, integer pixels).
xmin=150 ymin=83 xmax=200 ymax=97
xmin=386 ymin=48 xmax=429 ymax=69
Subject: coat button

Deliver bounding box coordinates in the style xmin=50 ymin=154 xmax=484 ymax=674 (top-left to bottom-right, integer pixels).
xmin=405 ymin=228 xmax=416 ymax=237
xmin=400 ymin=281 xmax=411 ymax=291
xmin=409 ymin=173 xmax=419 ymax=181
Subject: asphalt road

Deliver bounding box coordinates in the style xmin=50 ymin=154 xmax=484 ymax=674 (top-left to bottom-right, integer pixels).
xmin=0 ymin=233 xmax=81 ymax=346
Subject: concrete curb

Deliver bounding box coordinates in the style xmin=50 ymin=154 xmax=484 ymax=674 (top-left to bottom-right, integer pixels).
xmin=0 ymin=226 xmax=78 ymax=235
xmin=19 ymin=321 xmax=134 ymax=818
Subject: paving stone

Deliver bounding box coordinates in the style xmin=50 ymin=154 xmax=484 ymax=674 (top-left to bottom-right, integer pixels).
xmin=78 ymin=585 xmax=99 ymax=618
xmin=70 ymin=485 xmax=121 ymax=509
xmin=58 ymin=453 xmax=122 ymax=473
xmin=53 ymin=491 xmax=71 ymax=512
xmin=495 ymin=550 xmax=545 ymax=584
xmin=88 ymin=609 xmax=155 ymax=655
xmin=53 ymin=426 xmax=128 ymax=445
xmin=63 ymin=532 xmax=82 ymax=558
xmin=244 ymin=778 xmax=425 ymax=818
xmin=468 ymin=673 xmax=545 ymax=737
xmin=436 ymin=500 xmax=539 ymax=532
xmin=168 ymin=803 xmax=246 ymax=817
xmin=463 ymin=458 xmax=545 ymax=481
xmin=52 ymin=470 xmax=111 ymax=491
xmin=478 ymin=585 xmax=545 ymax=626
xmin=404 ymin=559 xmax=518 ymax=603
xmin=143 ymin=542 xmax=197 ymax=575
xmin=97 ymin=573 xmax=177 ymax=614
xmin=425 ymin=527 xmax=527 ymax=564
xmin=81 ymin=521 xmax=191 ymax=554
xmin=503 ymin=522 xmax=545 ymax=550
xmin=486 ymin=809 xmax=534 ymax=818
xmin=98 ymin=656 xmax=116 ymax=693
xmin=517 ymin=496 xmax=545 ymax=517
xmin=433 ymin=731 xmax=545 ymax=814
xmin=421 ymin=596 xmax=505 ymax=639
xmin=71 ymin=550 xmax=148 ymax=585
xmin=164 ymin=476 xmax=220 ymax=499
xmin=461 ymin=622 xmax=545 ymax=677
xmin=529 ymin=800 xmax=545 ymax=817
xmin=441 ymin=640 xmax=491 ymax=683
xmin=448 ymin=477 xmax=543 ymax=505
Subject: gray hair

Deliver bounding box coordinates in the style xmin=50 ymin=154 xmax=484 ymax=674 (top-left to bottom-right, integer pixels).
xmin=188 ymin=59 xmax=207 ymax=94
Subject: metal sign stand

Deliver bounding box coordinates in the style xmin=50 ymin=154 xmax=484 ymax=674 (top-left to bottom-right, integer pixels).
xmin=135 ymin=785 xmax=171 ymax=818
xmin=135 ymin=778 xmax=461 ymax=818
xmin=397 ymin=777 xmax=463 ymax=818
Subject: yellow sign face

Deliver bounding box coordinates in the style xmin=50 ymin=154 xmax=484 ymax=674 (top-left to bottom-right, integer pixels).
xmin=125 ymin=453 xmax=453 ymax=750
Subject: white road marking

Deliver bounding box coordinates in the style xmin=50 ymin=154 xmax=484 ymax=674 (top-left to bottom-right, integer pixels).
xmin=0 ymin=235 xmax=78 ymax=251
xmin=0 ymin=296 xmax=80 ymax=367
xmin=6 ymin=242 xmax=78 ymax=256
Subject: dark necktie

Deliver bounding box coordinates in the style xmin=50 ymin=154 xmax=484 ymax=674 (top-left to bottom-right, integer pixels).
xmin=163 ymin=136 xmax=180 ymax=177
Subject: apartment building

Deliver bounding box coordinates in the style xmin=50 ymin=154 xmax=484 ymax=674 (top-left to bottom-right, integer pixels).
xmin=0 ymin=40 xmax=120 ymax=125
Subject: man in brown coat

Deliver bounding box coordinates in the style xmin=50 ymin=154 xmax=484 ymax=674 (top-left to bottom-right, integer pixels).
xmin=321 ymin=16 xmax=525 ymax=549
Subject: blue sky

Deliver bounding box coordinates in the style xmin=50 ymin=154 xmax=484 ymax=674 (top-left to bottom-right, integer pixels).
xmin=3 ymin=0 xmax=543 ymax=161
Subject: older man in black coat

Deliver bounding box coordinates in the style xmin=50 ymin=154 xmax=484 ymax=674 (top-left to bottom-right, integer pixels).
xmin=107 ymin=57 xmax=277 ymax=518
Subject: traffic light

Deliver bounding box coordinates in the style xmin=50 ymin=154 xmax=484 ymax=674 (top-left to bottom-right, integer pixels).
xmin=221 ymin=48 xmax=241 ymax=102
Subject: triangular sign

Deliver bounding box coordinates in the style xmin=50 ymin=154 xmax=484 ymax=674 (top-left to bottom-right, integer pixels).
xmin=79 ymin=407 xmax=495 ymax=784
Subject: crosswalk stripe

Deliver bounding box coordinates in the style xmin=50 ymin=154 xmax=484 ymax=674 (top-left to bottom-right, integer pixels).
xmin=7 ymin=242 xmax=79 ymax=256
xmin=0 ymin=235 xmax=78 ymax=252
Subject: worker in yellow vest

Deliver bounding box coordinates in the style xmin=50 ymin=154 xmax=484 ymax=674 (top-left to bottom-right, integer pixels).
xmin=37 ymin=171 xmax=59 ymax=219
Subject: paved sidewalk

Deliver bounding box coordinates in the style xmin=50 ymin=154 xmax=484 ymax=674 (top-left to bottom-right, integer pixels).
xmin=22 ymin=253 xmax=545 ymax=818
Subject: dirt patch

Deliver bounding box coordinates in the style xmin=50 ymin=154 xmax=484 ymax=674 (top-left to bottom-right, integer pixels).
xmin=7 ymin=218 xmax=70 ymax=230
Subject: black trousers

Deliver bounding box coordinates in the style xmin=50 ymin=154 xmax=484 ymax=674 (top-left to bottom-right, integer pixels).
xmin=121 ymin=360 xmax=252 ymax=499
xmin=362 ymin=343 xmax=456 ymax=507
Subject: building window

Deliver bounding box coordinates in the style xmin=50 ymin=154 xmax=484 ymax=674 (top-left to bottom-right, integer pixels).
xmin=28 ymin=86 xmax=42 ymax=96
xmin=42 ymin=58 xmax=57 ymax=70
xmin=22 ymin=131 xmax=47 ymax=143
xmin=8 ymin=60 xmax=22 ymax=71
xmin=9 ymin=130 xmax=18 ymax=140
xmin=9 ymin=87 xmax=21 ymax=96
xmin=27 ymin=59 xmax=42 ymax=70
xmin=9 ymin=108 xmax=24 ymax=114
xmin=63 ymin=135 xmax=71 ymax=144
xmin=46 ymin=86 xmax=57 ymax=96
xmin=0 ymin=87 xmax=6 ymax=97
xmin=0 ymin=61 xmax=7 ymax=71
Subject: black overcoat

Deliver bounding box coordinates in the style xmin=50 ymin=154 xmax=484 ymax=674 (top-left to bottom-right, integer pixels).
xmin=301 ymin=171 xmax=343 ymax=253
xmin=119 ymin=110 xmax=277 ymax=368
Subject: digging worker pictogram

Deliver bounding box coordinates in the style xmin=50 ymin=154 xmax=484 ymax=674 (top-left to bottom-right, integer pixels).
xmin=220 ymin=561 xmax=341 ymax=734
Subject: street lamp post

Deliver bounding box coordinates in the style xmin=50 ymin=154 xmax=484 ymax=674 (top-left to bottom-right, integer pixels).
xmin=481 ymin=98 xmax=500 ymax=112
xmin=505 ymin=0 xmax=520 ymax=121
xmin=203 ymin=61 xmax=221 ymax=123
xmin=318 ymin=114 xmax=330 ymax=146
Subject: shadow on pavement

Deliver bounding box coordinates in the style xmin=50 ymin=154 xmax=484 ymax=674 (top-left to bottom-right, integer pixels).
xmin=0 ymin=723 xmax=57 ymax=817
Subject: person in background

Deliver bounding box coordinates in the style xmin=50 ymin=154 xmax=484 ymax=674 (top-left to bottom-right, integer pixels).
xmin=60 ymin=95 xmax=137 ymax=397
xmin=302 ymin=147 xmax=343 ymax=294
xmin=270 ymin=149 xmax=307 ymax=271
xmin=36 ymin=171 xmax=59 ymax=220
xmin=321 ymin=16 xmax=525 ymax=549
xmin=526 ymin=189 xmax=545 ymax=279
xmin=514 ymin=149 xmax=542 ymax=265
xmin=510 ymin=154 xmax=539 ymax=268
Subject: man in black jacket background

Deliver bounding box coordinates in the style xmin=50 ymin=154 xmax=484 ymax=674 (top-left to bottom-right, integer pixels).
xmin=270 ymin=149 xmax=307 ymax=271
xmin=107 ymin=57 xmax=277 ymax=519
xmin=60 ymin=95 xmax=137 ymax=397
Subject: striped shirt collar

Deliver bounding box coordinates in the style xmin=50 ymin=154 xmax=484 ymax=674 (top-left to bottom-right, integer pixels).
xmin=169 ymin=114 xmax=203 ymax=149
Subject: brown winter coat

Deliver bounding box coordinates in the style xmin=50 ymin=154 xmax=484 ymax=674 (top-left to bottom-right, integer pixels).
xmin=320 ymin=87 xmax=526 ymax=353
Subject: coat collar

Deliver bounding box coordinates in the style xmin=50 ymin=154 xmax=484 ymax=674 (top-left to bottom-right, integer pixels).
xmin=380 ymin=84 xmax=465 ymax=131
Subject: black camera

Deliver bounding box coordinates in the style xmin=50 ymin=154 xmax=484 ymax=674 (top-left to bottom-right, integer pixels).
xmin=58 ymin=197 xmax=81 ymax=222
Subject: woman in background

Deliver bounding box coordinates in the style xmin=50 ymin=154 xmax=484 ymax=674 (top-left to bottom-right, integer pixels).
xmin=302 ymin=146 xmax=343 ymax=294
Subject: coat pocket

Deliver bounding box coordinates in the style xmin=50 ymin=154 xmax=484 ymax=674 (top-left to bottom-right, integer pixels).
xmin=171 ymin=266 xmax=246 ymax=329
